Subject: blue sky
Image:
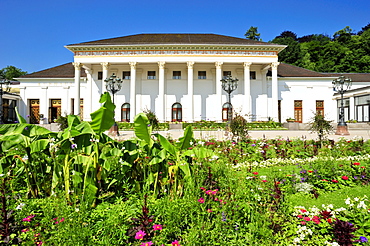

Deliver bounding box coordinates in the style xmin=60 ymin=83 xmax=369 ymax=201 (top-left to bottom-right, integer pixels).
xmin=1 ymin=0 xmax=369 ymax=74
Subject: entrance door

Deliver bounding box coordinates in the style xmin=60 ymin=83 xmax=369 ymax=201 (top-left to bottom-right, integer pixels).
xmin=294 ymin=100 xmax=303 ymax=123
xmin=29 ymin=99 xmax=40 ymax=124
xmin=49 ymin=99 xmax=62 ymax=123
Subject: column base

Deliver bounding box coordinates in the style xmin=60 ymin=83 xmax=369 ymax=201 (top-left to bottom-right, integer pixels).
xmin=335 ymin=125 xmax=350 ymax=136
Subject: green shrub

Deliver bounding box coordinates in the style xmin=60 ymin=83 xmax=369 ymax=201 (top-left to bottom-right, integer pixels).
xmin=229 ymin=114 xmax=249 ymax=141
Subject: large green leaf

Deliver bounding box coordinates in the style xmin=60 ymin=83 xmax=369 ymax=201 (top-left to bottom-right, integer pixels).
xmin=89 ymin=93 xmax=115 ymax=134
xmin=154 ymin=133 xmax=176 ymax=156
xmin=134 ymin=113 xmax=153 ymax=148
xmin=178 ymin=126 xmax=194 ymax=150
xmin=30 ymin=139 xmax=50 ymax=154
xmin=15 ymin=107 xmax=27 ymax=123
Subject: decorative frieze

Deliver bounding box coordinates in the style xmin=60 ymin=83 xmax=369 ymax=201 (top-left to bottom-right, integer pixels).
xmin=74 ymin=50 xmax=277 ymax=57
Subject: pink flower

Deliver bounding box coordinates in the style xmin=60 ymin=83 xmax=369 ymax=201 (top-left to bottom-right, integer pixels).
xmin=172 ymin=240 xmax=181 ymax=246
xmin=200 ymin=187 xmax=206 ymax=191
xmin=140 ymin=242 xmax=153 ymax=246
xmin=153 ymin=224 xmax=162 ymax=231
xmin=303 ymin=217 xmax=311 ymax=221
xmin=207 ymin=209 xmax=213 ymax=213
xmin=300 ymin=221 xmax=306 ymax=225
xmin=135 ymin=230 xmax=146 ymax=240
xmin=297 ymin=215 xmax=303 ymax=219
xmin=261 ymin=180 xmax=267 ymax=182
xmin=59 ymin=218 xmax=65 ymax=223
xmin=21 ymin=228 xmax=29 ymax=233
xmin=205 ymin=190 xmax=212 ymax=195
xmin=342 ymin=176 xmax=349 ymax=180
xmin=22 ymin=217 xmax=31 ymax=222
xmin=198 ymin=197 xmax=205 ymax=203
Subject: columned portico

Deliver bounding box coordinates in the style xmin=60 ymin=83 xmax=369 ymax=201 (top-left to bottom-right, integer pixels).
xmin=215 ymin=61 xmax=223 ymax=122
xmin=129 ymin=62 xmax=137 ymax=122
xmin=243 ymin=62 xmax=252 ymax=117
xmin=187 ymin=61 xmax=194 ymax=122
xmin=271 ymin=62 xmax=279 ymax=121
xmin=73 ymin=62 xmax=82 ymax=117
xmin=158 ymin=61 xmax=166 ymax=122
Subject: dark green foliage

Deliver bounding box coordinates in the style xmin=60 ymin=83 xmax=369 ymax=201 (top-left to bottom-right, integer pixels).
xmin=0 ymin=66 xmax=27 ymax=81
xmin=55 ymin=114 xmax=69 ymax=131
xmin=308 ymin=113 xmax=334 ymax=143
xmin=269 ymin=24 xmax=370 ymax=73
xmin=229 ymin=114 xmax=249 ymax=141
xmin=143 ymin=109 xmax=159 ymax=131
xmin=244 ymin=26 xmax=261 ymax=41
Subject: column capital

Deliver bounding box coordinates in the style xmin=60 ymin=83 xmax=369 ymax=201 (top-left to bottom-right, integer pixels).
xmin=100 ymin=62 xmax=110 ymax=70
xmin=129 ymin=62 xmax=137 ymax=69
xmin=72 ymin=62 xmax=82 ymax=70
xmin=187 ymin=61 xmax=195 ymax=69
xmin=158 ymin=61 xmax=166 ymax=69
xmin=271 ymin=62 xmax=280 ymax=69
xmin=243 ymin=62 xmax=252 ymax=68
xmin=215 ymin=61 xmax=223 ymax=69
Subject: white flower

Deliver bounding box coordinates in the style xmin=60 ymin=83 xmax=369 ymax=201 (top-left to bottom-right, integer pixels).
xmin=354 ymin=197 xmax=360 ymax=202
xmin=345 ymin=197 xmax=351 ymax=205
xmin=357 ymin=201 xmax=367 ymax=209
xmin=260 ymin=175 xmax=267 ymax=180
xmin=16 ymin=203 xmax=25 ymax=210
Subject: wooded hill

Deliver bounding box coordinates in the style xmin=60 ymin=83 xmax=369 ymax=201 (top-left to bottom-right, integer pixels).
xmin=268 ymin=24 xmax=370 ymax=73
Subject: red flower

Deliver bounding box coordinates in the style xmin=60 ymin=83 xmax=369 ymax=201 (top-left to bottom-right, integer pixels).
xmin=261 ymin=180 xmax=267 ymax=182
xmin=327 ymin=218 xmax=333 ymax=223
xmin=297 ymin=215 xmax=303 ymax=219
xmin=332 ymin=180 xmax=338 ymax=183
xmin=300 ymin=209 xmax=307 ymax=213
xmin=252 ymin=172 xmax=258 ymax=175
xmin=342 ymin=176 xmax=349 ymax=180
xmin=300 ymin=221 xmax=306 ymax=225
xmin=353 ymin=162 xmax=360 ymax=166
xmin=304 ymin=217 xmax=311 ymax=221
xmin=361 ymin=166 xmax=366 ymax=169
xmin=322 ymin=179 xmax=328 ymax=182
xmin=308 ymin=170 xmax=313 ymax=173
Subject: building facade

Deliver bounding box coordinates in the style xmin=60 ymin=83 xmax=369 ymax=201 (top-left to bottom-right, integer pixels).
xmin=15 ymin=34 xmax=370 ymax=124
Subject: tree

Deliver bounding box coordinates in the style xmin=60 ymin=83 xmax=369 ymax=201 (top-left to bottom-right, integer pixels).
xmin=0 ymin=66 xmax=27 ymax=81
xmin=308 ymin=112 xmax=333 ymax=146
xmin=357 ymin=23 xmax=370 ymax=35
xmin=333 ymin=26 xmax=354 ymax=43
xmin=275 ymin=30 xmax=297 ymax=40
xmin=244 ymin=26 xmax=261 ymax=41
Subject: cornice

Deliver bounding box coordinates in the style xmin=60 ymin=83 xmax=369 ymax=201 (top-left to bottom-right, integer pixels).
xmin=65 ymin=44 xmax=286 ymax=55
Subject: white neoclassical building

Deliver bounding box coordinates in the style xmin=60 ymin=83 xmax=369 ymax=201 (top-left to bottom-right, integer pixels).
xmin=15 ymin=33 xmax=370 ymax=124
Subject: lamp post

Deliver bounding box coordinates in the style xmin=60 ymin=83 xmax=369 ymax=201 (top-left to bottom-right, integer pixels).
xmin=0 ymin=78 xmax=11 ymax=124
xmin=221 ymin=75 xmax=238 ymax=126
xmin=104 ymin=73 xmax=122 ymax=136
xmin=332 ymin=75 xmax=352 ymax=135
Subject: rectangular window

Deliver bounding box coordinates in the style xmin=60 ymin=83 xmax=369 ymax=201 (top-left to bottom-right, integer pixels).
xmin=223 ymin=71 xmax=231 ymax=79
xmin=173 ymin=71 xmax=181 ymax=79
xmin=250 ymin=71 xmax=256 ymax=80
xmin=294 ymin=100 xmax=303 ymax=123
xmin=198 ymin=71 xmax=207 ymax=79
xmin=98 ymin=71 xmax=103 ymax=80
xmin=316 ymin=100 xmax=324 ymax=116
xmin=123 ymin=71 xmax=131 ymax=80
xmin=148 ymin=71 xmax=156 ymax=79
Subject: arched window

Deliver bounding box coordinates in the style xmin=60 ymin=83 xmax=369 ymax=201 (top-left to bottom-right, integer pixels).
xmin=222 ymin=102 xmax=233 ymax=122
xmin=172 ymin=103 xmax=182 ymax=122
xmin=121 ymin=103 xmax=130 ymax=122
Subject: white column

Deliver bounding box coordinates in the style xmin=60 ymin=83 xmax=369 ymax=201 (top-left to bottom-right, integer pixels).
xmin=243 ymin=62 xmax=252 ymax=118
xmin=271 ymin=62 xmax=279 ymax=121
xmin=187 ymin=61 xmax=194 ymax=122
xmin=19 ymin=87 xmax=27 ymax=121
xmin=129 ymin=62 xmax=137 ymax=122
xmin=84 ymin=67 xmax=93 ymax=121
xmin=101 ymin=62 xmax=110 ymax=94
xmin=40 ymin=86 xmax=48 ymax=123
xmin=215 ymin=61 xmax=223 ymax=122
xmin=158 ymin=61 xmax=166 ymax=122
xmin=349 ymin=97 xmax=355 ymax=120
xmin=73 ymin=62 xmax=82 ymax=117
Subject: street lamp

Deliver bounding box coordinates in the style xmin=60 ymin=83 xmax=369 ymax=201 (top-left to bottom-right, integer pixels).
xmin=0 ymin=78 xmax=11 ymax=124
xmin=221 ymin=75 xmax=238 ymax=125
xmin=332 ymin=75 xmax=352 ymax=135
xmin=104 ymin=73 xmax=123 ymax=136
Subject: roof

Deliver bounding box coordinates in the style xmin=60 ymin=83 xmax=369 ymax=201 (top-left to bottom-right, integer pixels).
xmin=19 ymin=63 xmax=86 ymax=78
xmin=273 ymin=63 xmax=331 ymax=77
xmin=325 ymin=73 xmax=370 ymax=82
xmin=67 ymin=33 xmax=279 ymax=46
